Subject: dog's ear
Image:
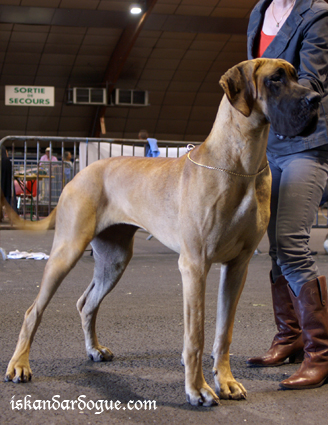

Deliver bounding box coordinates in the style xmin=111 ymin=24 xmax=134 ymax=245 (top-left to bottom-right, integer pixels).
xmin=219 ymin=60 xmax=260 ymax=117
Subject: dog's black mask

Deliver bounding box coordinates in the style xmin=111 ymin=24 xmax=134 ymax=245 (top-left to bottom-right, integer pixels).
xmin=264 ymin=69 xmax=321 ymax=139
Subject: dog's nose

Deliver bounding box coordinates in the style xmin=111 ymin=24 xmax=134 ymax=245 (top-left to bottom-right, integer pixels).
xmin=305 ymin=92 xmax=321 ymax=107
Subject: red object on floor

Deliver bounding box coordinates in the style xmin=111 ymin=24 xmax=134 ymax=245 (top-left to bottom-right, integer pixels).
xmin=14 ymin=179 xmax=37 ymax=197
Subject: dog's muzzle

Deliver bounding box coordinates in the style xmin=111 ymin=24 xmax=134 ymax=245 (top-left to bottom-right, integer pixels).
xmin=274 ymin=91 xmax=321 ymax=140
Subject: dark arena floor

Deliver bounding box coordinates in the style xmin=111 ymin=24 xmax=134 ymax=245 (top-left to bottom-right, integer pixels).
xmin=1 ymin=226 xmax=328 ymax=425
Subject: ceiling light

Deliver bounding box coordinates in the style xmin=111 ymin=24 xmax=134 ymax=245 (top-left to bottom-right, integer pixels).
xmin=130 ymin=3 xmax=142 ymax=15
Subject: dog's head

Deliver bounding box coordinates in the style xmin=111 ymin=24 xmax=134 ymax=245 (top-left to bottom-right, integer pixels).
xmin=220 ymin=58 xmax=320 ymax=138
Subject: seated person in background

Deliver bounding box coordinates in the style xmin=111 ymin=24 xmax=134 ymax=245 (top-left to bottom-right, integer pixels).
xmin=40 ymin=147 xmax=58 ymax=165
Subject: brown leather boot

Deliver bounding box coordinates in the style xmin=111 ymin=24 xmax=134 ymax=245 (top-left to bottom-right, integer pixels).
xmin=280 ymin=276 xmax=328 ymax=389
xmin=247 ymin=273 xmax=304 ymax=367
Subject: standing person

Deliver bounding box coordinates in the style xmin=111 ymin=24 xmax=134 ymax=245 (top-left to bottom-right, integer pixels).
xmin=1 ymin=145 xmax=16 ymax=215
xmin=1 ymin=146 xmax=12 ymax=204
xmin=246 ymin=0 xmax=328 ymax=390
xmin=63 ymin=151 xmax=72 ymax=162
xmin=63 ymin=151 xmax=73 ymax=185
xmin=138 ymin=130 xmax=160 ymax=157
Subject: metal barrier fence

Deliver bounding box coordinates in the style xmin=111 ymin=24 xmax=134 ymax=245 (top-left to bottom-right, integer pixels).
xmin=315 ymin=206 xmax=328 ymax=228
xmin=0 ymin=135 xmax=197 ymax=221
xmin=1 ymin=135 xmax=328 ymax=227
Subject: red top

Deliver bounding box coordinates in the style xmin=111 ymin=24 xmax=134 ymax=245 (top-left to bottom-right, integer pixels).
xmin=257 ymin=31 xmax=275 ymax=57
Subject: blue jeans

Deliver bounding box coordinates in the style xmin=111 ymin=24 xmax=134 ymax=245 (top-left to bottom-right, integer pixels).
xmin=267 ymin=150 xmax=328 ymax=296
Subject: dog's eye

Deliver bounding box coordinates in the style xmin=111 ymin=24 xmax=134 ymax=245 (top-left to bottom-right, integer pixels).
xmin=271 ymin=68 xmax=286 ymax=83
xmin=270 ymin=75 xmax=283 ymax=83
xmin=264 ymin=74 xmax=284 ymax=88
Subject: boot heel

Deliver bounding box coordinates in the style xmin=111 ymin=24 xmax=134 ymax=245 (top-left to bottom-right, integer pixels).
xmin=289 ymin=350 xmax=304 ymax=364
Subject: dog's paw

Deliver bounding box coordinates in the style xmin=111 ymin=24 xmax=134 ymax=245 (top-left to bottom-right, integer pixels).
xmin=5 ymin=359 xmax=32 ymax=383
xmin=215 ymin=378 xmax=247 ymax=400
xmin=87 ymin=345 xmax=113 ymax=362
xmin=186 ymin=383 xmax=220 ymax=407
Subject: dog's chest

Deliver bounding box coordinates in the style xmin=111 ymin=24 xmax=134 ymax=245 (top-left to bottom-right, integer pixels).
xmin=205 ymin=181 xmax=270 ymax=261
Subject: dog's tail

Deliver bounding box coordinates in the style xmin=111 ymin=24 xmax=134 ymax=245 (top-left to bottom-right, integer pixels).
xmin=1 ymin=190 xmax=56 ymax=230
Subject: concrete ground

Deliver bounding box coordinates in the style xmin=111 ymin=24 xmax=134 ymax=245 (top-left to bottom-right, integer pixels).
xmin=1 ymin=225 xmax=328 ymax=425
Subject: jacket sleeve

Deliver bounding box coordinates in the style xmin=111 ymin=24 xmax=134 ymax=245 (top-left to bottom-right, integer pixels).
xmin=298 ymin=10 xmax=328 ymax=95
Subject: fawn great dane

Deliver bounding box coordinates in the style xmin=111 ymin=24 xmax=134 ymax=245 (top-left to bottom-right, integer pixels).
xmin=4 ymin=58 xmax=320 ymax=406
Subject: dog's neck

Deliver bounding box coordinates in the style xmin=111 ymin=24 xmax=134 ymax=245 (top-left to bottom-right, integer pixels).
xmin=201 ymin=95 xmax=270 ymax=177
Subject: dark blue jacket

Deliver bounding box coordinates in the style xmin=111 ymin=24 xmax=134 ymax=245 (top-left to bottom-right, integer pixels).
xmin=247 ymin=0 xmax=328 ymax=155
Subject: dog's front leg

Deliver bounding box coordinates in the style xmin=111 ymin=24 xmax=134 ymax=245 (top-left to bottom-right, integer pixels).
xmin=179 ymin=254 xmax=220 ymax=407
xmin=212 ymin=258 xmax=249 ymax=400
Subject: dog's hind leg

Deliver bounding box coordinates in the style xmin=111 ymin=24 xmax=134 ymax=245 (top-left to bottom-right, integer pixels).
xmin=77 ymin=224 xmax=137 ymax=362
xmin=5 ymin=226 xmax=94 ymax=383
